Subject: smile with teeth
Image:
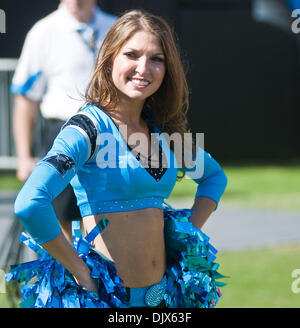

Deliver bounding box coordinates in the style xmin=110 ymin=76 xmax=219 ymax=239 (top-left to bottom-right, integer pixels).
xmin=129 ymin=78 xmax=151 ymax=87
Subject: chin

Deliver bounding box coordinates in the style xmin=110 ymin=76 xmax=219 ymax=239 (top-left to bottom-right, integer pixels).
xmin=133 ymin=88 xmax=157 ymax=98
xmin=124 ymin=91 xmax=149 ymax=101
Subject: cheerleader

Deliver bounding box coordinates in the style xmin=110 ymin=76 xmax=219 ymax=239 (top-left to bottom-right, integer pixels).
xmin=6 ymin=9 xmax=228 ymax=308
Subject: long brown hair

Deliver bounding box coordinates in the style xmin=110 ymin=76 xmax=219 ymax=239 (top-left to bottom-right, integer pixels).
xmin=85 ymin=10 xmax=193 ymax=178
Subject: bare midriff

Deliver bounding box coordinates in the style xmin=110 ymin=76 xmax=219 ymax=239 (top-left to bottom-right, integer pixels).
xmin=82 ymin=207 xmax=166 ymax=288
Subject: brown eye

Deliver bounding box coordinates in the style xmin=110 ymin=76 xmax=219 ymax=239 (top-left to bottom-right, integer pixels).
xmin=124 ymin=52 xmax=137 ymax=59
xmin=151 ymin=56 xmax=165 ymax=63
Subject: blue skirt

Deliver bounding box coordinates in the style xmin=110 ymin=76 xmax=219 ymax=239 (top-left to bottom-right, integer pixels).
xmin=5 ymin=204 xmax=227 ymax=308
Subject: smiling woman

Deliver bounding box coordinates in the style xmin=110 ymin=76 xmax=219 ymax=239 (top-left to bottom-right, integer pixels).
xmin=85 ymin=9 xmax=189 ymax=139
xmin=6 ymin=9 xmax=228 ymax=308
xmin=111 ymin=31 xmax=166 ymax=104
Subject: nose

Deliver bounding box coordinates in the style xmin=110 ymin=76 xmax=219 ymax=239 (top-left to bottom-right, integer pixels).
xmin=135 ymin=57 xmax=149 ymax=75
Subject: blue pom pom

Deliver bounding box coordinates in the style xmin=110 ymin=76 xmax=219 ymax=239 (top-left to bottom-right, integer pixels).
xmin=6 ymin=209 xmax=227 ymax=308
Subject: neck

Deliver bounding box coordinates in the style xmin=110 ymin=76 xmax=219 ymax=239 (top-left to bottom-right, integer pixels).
xmin=60 ymin=2 xmax=95 ymax=23
xmin=110 ymin=99 xmax=145 ymax=127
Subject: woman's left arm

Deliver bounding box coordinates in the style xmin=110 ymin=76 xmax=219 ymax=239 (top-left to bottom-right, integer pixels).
xmin=190 ymin=197 xmax=217 ymax=230
xmin=180 ymin=147 xmax=228 ymax=230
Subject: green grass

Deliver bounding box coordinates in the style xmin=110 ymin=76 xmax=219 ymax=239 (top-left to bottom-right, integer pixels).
xmin=0 ymin=174 xmax=23 ymax=191
xmin=216 ymin=243 xmax=300 ymax=308
xmin=0 ymin=294 xmax=11 ymax=308
xmin=221 ymin=165 xmax=300 ymax=211
xmin=1 ymin=243 xmax=300 ymax=308
xmin=168 ymin=165 xmax=300 ymax=211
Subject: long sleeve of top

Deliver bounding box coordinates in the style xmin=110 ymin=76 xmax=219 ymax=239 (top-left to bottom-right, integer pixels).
xmin=14 ymin=127 xmax=89 ymax=244
xmin=180 ymin=147 xmax=228 ymax=207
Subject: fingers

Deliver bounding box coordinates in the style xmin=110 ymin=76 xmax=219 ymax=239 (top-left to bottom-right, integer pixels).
xmin=16 ymin=157 xmax=36 ymax=181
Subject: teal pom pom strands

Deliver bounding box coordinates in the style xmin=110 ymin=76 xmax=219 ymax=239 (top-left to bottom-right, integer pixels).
xmin=5 ymin=207 xmax=227 ymax=308
xmin=5 ymin=218 xmax=128 ymax=308
xmin=163 ymin=204 xmax=227 ymax=308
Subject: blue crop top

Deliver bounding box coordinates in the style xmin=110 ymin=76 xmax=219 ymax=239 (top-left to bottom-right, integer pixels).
xmin=14 ymin=104 xmax=228 ymax=244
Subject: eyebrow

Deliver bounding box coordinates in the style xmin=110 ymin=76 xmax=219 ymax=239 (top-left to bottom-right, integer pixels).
xmin=124 ymin=47 xmax=165 ymax=56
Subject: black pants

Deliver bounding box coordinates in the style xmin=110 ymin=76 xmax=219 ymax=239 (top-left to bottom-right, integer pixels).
xmin=42 ymin=118 xmax=81 ymax=222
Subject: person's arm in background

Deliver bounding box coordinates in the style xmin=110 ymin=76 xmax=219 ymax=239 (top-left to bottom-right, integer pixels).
xmin=13 ymin=95 xmax=39 ymax=181
xmin=10 ymin=21 xmax=49 ymax=181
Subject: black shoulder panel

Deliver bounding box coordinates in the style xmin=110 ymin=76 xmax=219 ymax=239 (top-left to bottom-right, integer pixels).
xmin=62 ymin=114 xmax=98 ymax=160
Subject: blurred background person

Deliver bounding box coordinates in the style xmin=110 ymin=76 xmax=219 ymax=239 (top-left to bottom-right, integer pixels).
xmin=10 ymin=0 xmax=117 ymax=241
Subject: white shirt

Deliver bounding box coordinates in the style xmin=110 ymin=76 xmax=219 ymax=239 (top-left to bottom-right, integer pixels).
xmin=11 ymin=4 xmax=117 ymax=120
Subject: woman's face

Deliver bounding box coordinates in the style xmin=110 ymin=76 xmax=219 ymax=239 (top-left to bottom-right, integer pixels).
xmin=111 ymin=30 xmax=166 ymax=107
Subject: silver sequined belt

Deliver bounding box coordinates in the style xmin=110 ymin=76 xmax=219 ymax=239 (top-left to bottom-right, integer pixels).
xmin=126 ymin=275 xmax=167 ymax=307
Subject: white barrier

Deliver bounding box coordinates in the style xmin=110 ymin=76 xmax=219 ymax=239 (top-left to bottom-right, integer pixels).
xmin=0 ymin=58 xmax=18 ymax=170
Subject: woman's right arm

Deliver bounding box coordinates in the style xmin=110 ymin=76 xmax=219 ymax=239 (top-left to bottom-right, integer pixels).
xmin=42 ymin=233 xmax=97 ymax=292
xmin=14 ymin=124 xmax=97 ymax=291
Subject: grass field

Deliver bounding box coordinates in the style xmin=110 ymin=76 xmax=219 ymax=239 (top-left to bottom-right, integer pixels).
xmin=0 ymin=293 xmax=10 ymax=308
xmin=169 ymin=164 xmax=300 ymax=211
xmin=0 ymin=174 xmax=23 ymax=191
xmin=216 ymin=243 xmax=300 ymax=308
